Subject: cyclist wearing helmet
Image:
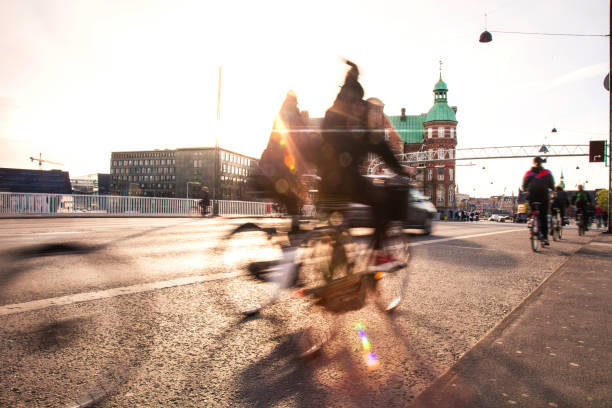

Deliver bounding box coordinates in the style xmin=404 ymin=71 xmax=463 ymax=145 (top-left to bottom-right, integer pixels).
xmin=522 ymin=156 xmax=555 ymax=245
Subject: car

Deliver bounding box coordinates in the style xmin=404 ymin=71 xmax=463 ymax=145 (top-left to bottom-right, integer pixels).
xmin=488 ymin=214 xmax=499 ymax=222
xmin=497 ymin=215 xmax=512 ymax=222
xmin=343 ymin=175 xmax=437 ymax=234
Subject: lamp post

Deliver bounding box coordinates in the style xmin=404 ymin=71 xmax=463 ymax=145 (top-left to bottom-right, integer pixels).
xmin=479 ymin=16 xmax=611 ymax=233
xmin=186 ymin=182 xmax=200 ymax=199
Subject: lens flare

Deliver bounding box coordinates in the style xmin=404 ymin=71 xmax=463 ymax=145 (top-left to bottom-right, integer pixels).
xmin=354 ymin=321 xmax=380 ymax=370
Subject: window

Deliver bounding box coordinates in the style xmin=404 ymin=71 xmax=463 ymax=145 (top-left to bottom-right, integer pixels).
xmin=449 ymin=168 xmax=454 ymax=181
xmin=427 ymin=128 xmax=433 ymax=139
xmin=427 ymin=169 xmax=433 ymax=180
xmin=437 ymin=185 xmax=445 ymax=205
xmin=448 ymin=188 xmax=454 ymax=204
xmin=384 ymin=129 xmax=390 ymax=141
xmin=450 ymin=128 xmax=455 ymax=138
xmin=438 ymin=148 xmax=444 ymax=159
xmin=438 ymin=127 xmax=444 ymax=138
xmin=449 ymin=149 xmax=454 ymax=159
xmin=437 ymin=167 xmax=445 ymax=181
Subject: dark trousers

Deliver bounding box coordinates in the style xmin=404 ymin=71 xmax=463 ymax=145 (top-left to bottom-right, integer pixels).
xmin=321 ymin=176 xmax=399 ymax=250
xmin=530 ymin=201 xmax=549 ymax=238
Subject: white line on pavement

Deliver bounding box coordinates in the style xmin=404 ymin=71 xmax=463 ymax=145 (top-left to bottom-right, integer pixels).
xmin=408 ymin=229 xmax=520 ymax=247
xmin=0 ymin=228 xmax=521 ymax=316
xmin=0 ymin=271 xmax=241 ymax=317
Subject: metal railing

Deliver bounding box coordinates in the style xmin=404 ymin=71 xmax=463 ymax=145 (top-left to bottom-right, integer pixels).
xmin=0 ymin=193 xmax=278 ymax=217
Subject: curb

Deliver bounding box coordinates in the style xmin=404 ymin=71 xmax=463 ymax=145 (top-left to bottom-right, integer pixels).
xmin=409 ymin=232 xmax=601 ymax=406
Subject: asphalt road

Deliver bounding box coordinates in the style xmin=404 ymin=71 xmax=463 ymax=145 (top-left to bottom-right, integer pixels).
xmin=0 ymin=218 xmax=595 ymax=407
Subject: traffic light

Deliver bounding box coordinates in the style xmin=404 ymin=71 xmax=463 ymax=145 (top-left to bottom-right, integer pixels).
xmin=589 ymin=140 xmax=605 ymax=163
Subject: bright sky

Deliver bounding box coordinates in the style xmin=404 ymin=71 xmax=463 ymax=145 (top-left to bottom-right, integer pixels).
xmin=0 ymin=0 xmax=609 ymax=197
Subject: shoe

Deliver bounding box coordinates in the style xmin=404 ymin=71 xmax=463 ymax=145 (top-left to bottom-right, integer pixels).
xmin=543 ymin=239 xmax=550 ymax=246
xmin=368 ymin=252 xmax=401 ymax=272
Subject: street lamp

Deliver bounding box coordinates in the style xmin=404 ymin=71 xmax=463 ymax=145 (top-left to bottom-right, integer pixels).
xmin=479 ymin=18 xmax=612 ymax=233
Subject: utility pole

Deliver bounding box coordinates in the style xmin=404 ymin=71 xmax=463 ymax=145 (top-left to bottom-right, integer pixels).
xmin=213 ymin=66 xmax=222 ymax=215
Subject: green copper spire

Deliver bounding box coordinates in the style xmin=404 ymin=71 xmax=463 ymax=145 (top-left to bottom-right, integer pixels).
xmin=560 ymin=170 xmax=565 ymax=189
xmin=425 ymin=73 xmax=457 ymax=123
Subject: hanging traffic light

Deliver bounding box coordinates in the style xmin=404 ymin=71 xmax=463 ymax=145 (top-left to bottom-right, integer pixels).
xmin=589 ymin=140 xmax=605 ymax=162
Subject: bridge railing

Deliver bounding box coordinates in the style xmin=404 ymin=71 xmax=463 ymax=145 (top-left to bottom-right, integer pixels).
xmin=0 ymin=192 xmax=278 ymax=217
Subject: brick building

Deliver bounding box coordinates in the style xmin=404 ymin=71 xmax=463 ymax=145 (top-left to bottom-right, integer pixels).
xmin=387 ymin=74 xmax=458 ymax=212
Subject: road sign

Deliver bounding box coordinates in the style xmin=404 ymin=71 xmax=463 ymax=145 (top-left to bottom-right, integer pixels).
xmin=589 ymin=140 xmax=605 ymax=162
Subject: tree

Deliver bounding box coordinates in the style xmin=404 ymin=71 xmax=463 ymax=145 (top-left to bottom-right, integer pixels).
xmin=595 ymin=189 xmax=609 ymax=211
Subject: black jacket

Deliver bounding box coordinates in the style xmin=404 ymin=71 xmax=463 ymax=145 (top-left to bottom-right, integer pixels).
xmin=522 ymin=166 xmax=554 ymax=202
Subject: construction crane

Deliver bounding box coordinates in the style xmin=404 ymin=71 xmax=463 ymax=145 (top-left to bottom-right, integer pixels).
xmin=29 ymin=153 xmax=63 ymax=170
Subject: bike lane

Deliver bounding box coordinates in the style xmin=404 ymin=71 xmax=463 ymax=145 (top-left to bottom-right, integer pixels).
xmin=410 ymin=232 xmax=612 ymax=407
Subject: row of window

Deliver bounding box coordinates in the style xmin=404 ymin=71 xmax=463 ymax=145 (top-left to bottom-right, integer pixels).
xmin=221 ymin=176 xmax=247 ymax=184
xmin=426 ymin=168 xmax=454 ymax=182
xmin=113 ymin=159 xmax=176 ymax=166
xmin=113 ymin=175 xmax=176 ymax=182
xmin=222 ymin=164 xmax=249 ymax=176
xmin=428 ymin=185 xmax=455 ymax=206
xmin=222 ymin=152 xmax=251 ymax=167
xmin=427 ymin=127 xmax=456 ymax=139
xmin=113 ymin=167 xmax=175 ymax=175
xmin=113 ymin=151 xmax=174 ymax=160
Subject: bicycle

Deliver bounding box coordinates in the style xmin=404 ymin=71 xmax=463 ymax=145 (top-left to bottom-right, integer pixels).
xmin=528 ymin=202 xmax=544 ymax=252
xmin=576 ymin=209 xmax=587 ymax=236
xmin=550 ymin=208 xmax=563 ymax=241
xmin=221 ymin=177 xmax=412 ymax=357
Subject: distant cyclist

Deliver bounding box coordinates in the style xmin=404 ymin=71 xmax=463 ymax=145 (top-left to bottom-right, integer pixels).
xmin=551 ymin=185 xmax=569 ymax=226
xmin=315 ymin=60 xmax=413 ymax=268
xmin=522 ymin=156 xmax=555 ymax=245
xmin=572 ymin=184 xmax=593 ymax=230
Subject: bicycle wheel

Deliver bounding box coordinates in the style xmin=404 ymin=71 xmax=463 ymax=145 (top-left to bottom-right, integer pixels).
xmin=556 ymin=217 xmax=563 ymax=240
xmin=530 ymin=217 xmax=540 ymax=252
xmin=372 ymin=222 xmax=411 ymax=313
xmin=221 ymin=223 xmax=289 ymax=316
xmin=551 ymin=216 xmax=558 ymax=241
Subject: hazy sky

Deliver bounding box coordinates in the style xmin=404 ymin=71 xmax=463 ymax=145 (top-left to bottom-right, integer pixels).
xmin=0 ymin=0 xmax=609 ymax=197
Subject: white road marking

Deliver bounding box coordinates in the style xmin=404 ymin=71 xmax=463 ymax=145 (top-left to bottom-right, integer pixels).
xmin=408 ymin=229 xmax=520 ymax=247
xmin=0 ymin=271 xmax=241 ymax=316
xmin=435 ymin=244 xmax=498 ymax=251
xmin=0 ymin=227 xmax=521 ymax=316
xmin=592 ymin=242 xmax=612 ymax=247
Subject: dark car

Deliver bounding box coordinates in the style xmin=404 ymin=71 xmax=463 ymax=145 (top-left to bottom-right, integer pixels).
xmin=339 ymin=175 xmax=437 ymax=235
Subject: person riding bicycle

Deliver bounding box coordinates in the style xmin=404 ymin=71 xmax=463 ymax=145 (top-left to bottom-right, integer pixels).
xmin=315 ymin=60 xmax=413 ymax=268
xmin=572 ymin=184 xmax=593 ymax=230
xmin=251 ymin=91 xmax=312 ymax=232
xmin=522 ymin=156 xmax=555 ymax=245
xmin=551 ymin=185 xmax=569 ymax=226
xmin=198 ymin=186 xmax=210 ymax=216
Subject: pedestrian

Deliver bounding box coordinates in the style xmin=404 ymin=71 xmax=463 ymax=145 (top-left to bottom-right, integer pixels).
xmin=594 ymin=204 xmax=603 ymax=229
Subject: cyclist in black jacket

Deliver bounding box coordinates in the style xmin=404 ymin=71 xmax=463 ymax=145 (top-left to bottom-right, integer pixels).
xmin=551 ymin=185 xmax=569 ymax=226
xmin=522 ymin=156 xmax=555 ymax=245
xmin=315 ymin=61 xmax=412 ymax=267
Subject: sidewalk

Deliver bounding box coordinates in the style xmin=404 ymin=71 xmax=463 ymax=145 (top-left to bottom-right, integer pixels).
xmin=410 ymin=233 xmax=612 ymax=408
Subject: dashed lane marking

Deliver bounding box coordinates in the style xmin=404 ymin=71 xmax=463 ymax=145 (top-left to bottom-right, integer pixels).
xmin=0 ymin=228 xmax=521 ymax=315
xmin=0 ymin=271 xmax=241 ymax=316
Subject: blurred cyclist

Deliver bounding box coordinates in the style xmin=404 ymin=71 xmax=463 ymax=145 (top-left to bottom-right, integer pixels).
xmin=572 ymin=184 xmax=593 ymax=230
xmin=251 ymin=91 xmax=312 ymax=232
xmin=522 ymin=156 xmax=555 ymax=245
xmin=315 ymin=60 xmax=413 ymax=268
xmin=551 ymin=185 xmax=569 ymax=226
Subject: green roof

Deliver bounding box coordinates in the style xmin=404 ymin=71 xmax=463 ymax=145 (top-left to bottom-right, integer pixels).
xmin=425 ymin=103 xmax=457 ymax=123
xmin=387 ymin=114 xmax=426 ymax=144
xmin=434 ymin=79 xmax=448 ymax=91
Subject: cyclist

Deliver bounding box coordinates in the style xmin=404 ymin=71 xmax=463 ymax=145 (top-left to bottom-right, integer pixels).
xmin=315 ymin=60 xmax=413 ymax=268
xmin=251 ymin=91 xmax=311 ymax=232
xmin=522 ymin=156 xmax=555 ymax=245
xmin=551 ymin=185 xmax=569 ymax=226
xmin=572 ymin=184 xmax=593 ymax=230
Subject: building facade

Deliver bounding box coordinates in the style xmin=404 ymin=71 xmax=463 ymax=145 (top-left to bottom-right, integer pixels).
xmin=387 ymin=75 xmax=458 ymax=213
xmin=110 ymin=148 xmax=258 ymax=199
